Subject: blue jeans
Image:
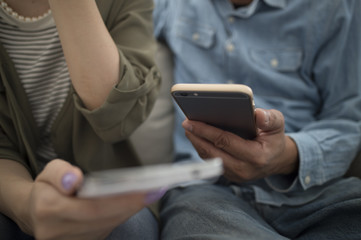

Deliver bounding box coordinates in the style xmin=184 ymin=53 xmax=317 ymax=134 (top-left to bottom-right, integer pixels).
xmin=106 ymin=208 xmax=159 ymax=240
xmin=160 ymin=177 xmax=361 ymax=240
xmin=0 ymin=208 xmax=158 ymax=240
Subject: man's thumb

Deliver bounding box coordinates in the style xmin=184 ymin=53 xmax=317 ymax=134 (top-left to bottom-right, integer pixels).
xmin=255 ymin=108 xmax=284 ymax=133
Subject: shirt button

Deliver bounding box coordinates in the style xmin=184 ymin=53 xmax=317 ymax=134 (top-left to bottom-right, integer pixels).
xmin=270 ymin=58 xmax=279 ymax=68
xmin=192 ymin=33 xmax=200 ymax=41
xmin=305 ymin=176 xmax=311 ymax=185
xmin=226 ymin=43 xmax=235 ymax=53
xmin=228 ymin=17 xmax=235 ymax=23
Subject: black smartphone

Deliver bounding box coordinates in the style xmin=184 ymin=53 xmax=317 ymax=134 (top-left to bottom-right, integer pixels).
xmin=171 ymin=83 xmax=257 ymax=139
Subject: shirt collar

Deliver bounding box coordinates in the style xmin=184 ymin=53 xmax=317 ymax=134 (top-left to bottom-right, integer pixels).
xmin=263 ymin=0 xmax=287 ymax=9
xmin=214 ymin=0 xmax=286 ymax=19
xmin=214 ymin=0 xmax=260 ymax=18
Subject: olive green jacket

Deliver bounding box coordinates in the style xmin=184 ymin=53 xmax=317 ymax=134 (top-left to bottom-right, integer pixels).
xmin=0 ymin=0 xmax=161 ymax=178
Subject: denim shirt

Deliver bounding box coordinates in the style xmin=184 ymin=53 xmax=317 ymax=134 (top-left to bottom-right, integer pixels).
xmin=153 ymin=0 xmax=361 ymax=206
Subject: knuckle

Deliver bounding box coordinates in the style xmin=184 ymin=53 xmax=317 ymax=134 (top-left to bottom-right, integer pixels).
xmin=197 ymin=146 xmax=212 ymax=159
xmin=254 ymin=156 xmax=268 ymax=168
xmin=33 ymin=198 xmax=52 ymax=220
xmin=270 ymin=109 xmax=285 ymax=129
xmin=32 ymin=191 xmax=61 ymax=224
xmin=213 ymin=132 xmax=231 ymax=149
xmin=43 ymin=159 xmax=61 ymax=171
xmin=235 ymin=167 xmax=251 ymax=181
xmin=241 ymin=170 xmax=254 ymax=181
xmin=85 ymin=201 xmax=104 ymax=219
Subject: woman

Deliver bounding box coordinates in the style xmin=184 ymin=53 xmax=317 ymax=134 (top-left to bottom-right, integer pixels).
xmin=0 ymin=0 xmax=162 ymax=239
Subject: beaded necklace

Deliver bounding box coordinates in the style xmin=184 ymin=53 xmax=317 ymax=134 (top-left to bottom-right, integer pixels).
xmin=0 ymin=0 xmax=51 ymax=22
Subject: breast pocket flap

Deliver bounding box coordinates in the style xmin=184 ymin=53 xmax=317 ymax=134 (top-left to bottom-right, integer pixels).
xmin=176 ymin=20 xmax=215 ymax=49
xmin=250 ymin=49 xmax=303 ymax=72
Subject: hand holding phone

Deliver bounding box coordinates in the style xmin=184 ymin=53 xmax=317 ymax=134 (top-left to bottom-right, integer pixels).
xmin=171 ymin=83 xmax=257 ymax=139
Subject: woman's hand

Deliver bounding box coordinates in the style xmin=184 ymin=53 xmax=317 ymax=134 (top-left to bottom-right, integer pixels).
xmin=23 ymin=160 xmax=160 ymax=240
xmin=181 ymin=108 xmax=299 ymax=183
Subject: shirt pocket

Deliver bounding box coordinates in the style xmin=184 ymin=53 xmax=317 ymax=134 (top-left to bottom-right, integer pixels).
xmin=175 ymin=19 xmax=215 ymax=49
xmin=249 ymin=49 xmax=303 ymax=72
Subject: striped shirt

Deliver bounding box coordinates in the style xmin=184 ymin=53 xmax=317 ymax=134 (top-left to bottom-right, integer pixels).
xmin=0 ymin=9 xmax=71 ymax=165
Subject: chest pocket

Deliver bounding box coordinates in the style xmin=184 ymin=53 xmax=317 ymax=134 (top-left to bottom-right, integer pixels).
xmin=250 ymin=49 xmax=303 ymax=72
xmin=175 ymin=20 xmax=215 ymax=49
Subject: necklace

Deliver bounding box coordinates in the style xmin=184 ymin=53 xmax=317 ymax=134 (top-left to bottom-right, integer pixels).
xmin=0 ymin=0 xmax=51 ymax=22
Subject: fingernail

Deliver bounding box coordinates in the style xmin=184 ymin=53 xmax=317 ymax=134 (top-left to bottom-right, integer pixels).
xmin=62 ymin=172 xmax=78 ymax=191
xmin=183 ymin=121 xmax=193 ymax=132
xmin=145 ymin=188 xmax=168 ymax=205
xmin=263 ymin=110 xmax=270 ymax=125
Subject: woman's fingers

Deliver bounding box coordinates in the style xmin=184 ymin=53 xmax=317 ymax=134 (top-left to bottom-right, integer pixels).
xmin=36 ymin=159 xmax=83 ymax=195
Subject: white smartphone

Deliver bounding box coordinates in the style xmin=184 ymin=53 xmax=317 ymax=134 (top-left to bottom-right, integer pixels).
xmin=171 ymin=83 xmax=257 ymax=139
xmin=77 ymin=158 xmax=223 ymax=198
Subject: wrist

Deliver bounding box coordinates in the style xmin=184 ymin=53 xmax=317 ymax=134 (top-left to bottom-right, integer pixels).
xmin=280 ymin=136 xmax=299 ymax=175
xmin=13 ymin=182 xmax=34 ymax=235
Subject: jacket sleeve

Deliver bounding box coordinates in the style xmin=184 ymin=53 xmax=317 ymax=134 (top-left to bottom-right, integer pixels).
xmin=0 ymin=80 xmax=38 ymax=176
xmin=73 ymin=0 xmax=161 ymax=143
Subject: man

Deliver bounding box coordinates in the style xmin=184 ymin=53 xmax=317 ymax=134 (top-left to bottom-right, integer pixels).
xmin=154 ymin=0 xmax=361 ymax=239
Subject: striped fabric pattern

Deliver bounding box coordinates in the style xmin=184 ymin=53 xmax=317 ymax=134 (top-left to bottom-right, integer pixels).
xmin=0 ymin=16 xmax=71 ymax=163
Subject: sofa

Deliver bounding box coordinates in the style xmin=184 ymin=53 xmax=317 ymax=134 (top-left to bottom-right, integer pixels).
xmin=130 ymin=42 xmax=361 ymax=179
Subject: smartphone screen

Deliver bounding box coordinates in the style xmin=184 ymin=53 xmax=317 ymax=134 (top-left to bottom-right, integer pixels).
xmin=171 ymin=84 xmax=257 ymax=140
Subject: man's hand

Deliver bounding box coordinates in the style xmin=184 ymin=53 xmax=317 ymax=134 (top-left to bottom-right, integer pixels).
xmin=182 ymin=108 xmax=299 ymax=183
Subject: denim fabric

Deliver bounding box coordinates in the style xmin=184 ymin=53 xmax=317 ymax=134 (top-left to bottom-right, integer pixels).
xmin=160 ymin=178 xmax=361 ymax=239
xmin=106 ymin=208 xmax=159 ymax=240
xmin=0 ymin=208 xmax=158 ymax=240
xmin=153 ymin=0 xmax=361 ymax=206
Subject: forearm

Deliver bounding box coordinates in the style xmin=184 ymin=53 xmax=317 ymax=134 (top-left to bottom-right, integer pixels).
xmin=49 ymin=0 xmax=119 ymax=110
xmin=0 ymin=159 xmax=33 ymax=234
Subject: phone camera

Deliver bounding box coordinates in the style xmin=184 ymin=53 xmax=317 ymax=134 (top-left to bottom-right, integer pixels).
xmin=180 ymin=92 xmax=188 ymax=96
